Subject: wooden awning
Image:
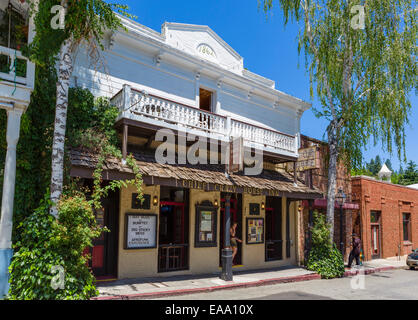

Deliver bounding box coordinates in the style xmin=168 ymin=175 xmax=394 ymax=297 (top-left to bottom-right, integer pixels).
xmin=69 ymin=149 xmax=323 ymax=200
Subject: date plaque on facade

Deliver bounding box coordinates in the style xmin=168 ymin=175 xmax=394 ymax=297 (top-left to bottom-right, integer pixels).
xmin=132 ymin=193 xmax=150 ymax=209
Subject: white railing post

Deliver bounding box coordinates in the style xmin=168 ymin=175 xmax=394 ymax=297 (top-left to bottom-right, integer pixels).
xmin=226 ymin=116 xmax=232 ymax=138
xmin=122 ymin=84 xmax=131 ymax=111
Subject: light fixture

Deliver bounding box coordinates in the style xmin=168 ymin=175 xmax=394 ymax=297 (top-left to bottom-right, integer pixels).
xmin=214 ymin=199 xmax=218 ymax=207
xmin=153 ymin=196 xmax=158 ymax=206
xmin=298 ymin=204 xmax=303 ymax=212
xmin=261 ymin=202 xmax=265 ymax=210
xmin=335 ymin=188 xmax=346 ymax=207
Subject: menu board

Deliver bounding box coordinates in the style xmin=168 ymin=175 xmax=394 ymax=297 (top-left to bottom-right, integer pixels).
xmin=246 ymin=218 xmax=264 ymax=244
xmin=125 ymin=214 xmax=157 ymax=249
xmin=195 ymin=205 xmax=217 ymax=247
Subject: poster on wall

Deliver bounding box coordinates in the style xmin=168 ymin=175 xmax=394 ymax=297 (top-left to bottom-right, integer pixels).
xmin=246 ymin=218 xmax=264 ymax=244
xmin=195 ymin=204 xmax=218 ymax=247
xmin=125 ymin=213 xmax=157 ymax=249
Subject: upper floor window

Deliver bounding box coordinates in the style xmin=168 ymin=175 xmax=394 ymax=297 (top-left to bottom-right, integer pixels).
xmin=199 ymin=88 xmax=213 ymax=112
xmin=0 ymin=2 xmax=28 ymax=50
xmin=403 ymin=213 xmax=411 ymax=242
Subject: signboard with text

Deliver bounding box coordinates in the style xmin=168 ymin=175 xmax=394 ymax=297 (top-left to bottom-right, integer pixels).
xmin=287 ymin=146 xmax=319 ymax=172
xmin=124 ymin=213 xmax=157 ymax=249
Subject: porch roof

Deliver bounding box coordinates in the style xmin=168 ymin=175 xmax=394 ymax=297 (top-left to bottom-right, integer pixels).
xmin=69 ymin=149 xmax=323 ymax=199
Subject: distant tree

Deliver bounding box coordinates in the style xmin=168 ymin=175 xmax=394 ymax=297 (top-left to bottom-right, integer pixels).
xmin=374 ymin=156 xmax=382 ymax=174
xmin=384 ymin=159 xmax=393 ymax=172
xmin=399 ymin=161 xmax=418 ymax=185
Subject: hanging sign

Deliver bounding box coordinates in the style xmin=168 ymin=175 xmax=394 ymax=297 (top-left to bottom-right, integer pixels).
xmin=124 ymin=213 xmax=157 ymax=249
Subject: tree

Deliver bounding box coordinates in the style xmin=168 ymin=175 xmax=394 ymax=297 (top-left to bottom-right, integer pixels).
xmin=28 ymin=0 xmax=132 ymax=217
xmin=260 ymin=0 xmax=417 ymax=240
xmin=385 ymin=159 xmax=393 ymax=172
xmin=399 ymin=160 xmax=418 ymax=185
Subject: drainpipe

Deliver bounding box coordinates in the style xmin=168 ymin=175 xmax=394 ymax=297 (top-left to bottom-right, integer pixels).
xmin=0 ymin=106 xmax=24 ymax=298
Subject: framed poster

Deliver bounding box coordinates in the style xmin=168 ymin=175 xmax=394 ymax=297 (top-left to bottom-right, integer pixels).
xmin=246 ymin=217 xmax=264 ymax=244
xmin=124 ymin=213 xmax=158 ymax=249
xmin=195 ymin=203 xmax=218 ymax=247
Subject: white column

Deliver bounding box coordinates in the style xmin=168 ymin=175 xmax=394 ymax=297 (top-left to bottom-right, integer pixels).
xmin=0 ymin=107 xmax=23 ymax=249
xmin=195 ymin=72 xmax=200 ymax=109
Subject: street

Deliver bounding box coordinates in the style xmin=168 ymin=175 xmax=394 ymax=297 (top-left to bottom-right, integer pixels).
xmin=150 ymin=269 xmax=418 ymax=300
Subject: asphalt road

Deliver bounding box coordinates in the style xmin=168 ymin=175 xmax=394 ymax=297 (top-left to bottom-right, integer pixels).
xmin=151 ymin=269 xmax=418 ymax=300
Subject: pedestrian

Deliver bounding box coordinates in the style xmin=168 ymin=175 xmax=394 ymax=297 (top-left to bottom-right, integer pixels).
xmin=348 ymin=233 xmax=361 ymax=268
xmin=230 ymin=222 xmax=242 ymax=265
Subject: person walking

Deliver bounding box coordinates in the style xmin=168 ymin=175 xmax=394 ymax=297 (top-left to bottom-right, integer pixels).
xmin=230 ymin=222 xmax=242 ymax=265
xmin=348 ymin=233 xmax=362 ymax=268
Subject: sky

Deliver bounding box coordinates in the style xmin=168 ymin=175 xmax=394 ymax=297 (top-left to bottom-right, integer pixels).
xmin=119 ymin=0 xmax=417 ymax=171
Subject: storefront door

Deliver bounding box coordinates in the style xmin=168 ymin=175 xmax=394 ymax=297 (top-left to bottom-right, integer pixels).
xmin=370 ymin=211 xmax=381 ymax=259
xmin=219 ymin=193 xmax=242 ymax=266
xmin=158 ymin=201 xmax=189 ymax=272
xmin=265 ymin=197 xmax=283 ymax=261
xmin=90 ymin=190 xmax=119 ymax=279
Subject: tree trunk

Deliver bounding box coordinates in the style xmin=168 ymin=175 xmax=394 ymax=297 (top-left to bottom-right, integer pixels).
xmin=326 ymin=122 xmax=338 ymax=243
xmin=50 ymin=38 xmax=73 ymax=217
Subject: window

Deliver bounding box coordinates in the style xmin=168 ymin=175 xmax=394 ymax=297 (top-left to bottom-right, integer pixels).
xmin=199 ymin=88 xmax=212 ymax=112
xmin=403 ymin=213 xmax=411 ymax=242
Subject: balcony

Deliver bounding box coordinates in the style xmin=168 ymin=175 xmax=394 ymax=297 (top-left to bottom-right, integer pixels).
xmin=111 ymin=85 xmax=298 ymax=160
xmin=0 ymin=1 xmax=35 ymax=108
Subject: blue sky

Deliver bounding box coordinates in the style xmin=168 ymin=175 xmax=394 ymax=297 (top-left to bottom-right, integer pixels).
xmin=120 ymin=0 xmax=417 ymax=171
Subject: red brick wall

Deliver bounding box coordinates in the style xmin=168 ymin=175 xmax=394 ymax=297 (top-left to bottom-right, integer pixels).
xmin=352 ymin=176 xmax=418 ymax=261
xmin=298 ymin=135 xmax=355 ymax=263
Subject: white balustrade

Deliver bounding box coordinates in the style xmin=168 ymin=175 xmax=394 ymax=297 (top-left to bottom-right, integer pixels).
xmin=111 ymin=85 xmax=297 ymax=156
xmin=0 ymin=46 xmax=33 ymax=86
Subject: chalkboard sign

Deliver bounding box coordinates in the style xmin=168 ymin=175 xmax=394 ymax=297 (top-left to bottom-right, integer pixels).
xmin=124 ymin=213 xmax=157 ymax=249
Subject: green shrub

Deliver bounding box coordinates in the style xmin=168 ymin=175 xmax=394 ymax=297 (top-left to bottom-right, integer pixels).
xmin=8 ymin=192 xmax=104 ymax=300
xmin=306 ymin=212 xmax=345 ymax=279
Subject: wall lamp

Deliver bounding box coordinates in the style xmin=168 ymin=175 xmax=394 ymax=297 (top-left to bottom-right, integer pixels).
xmin=261 ymin=202 xmax=265 ymax=210
xmin=214 ymin=199 xmax=218 ymax=207
xmin=153 ymin=195 xmax=159 ymax=206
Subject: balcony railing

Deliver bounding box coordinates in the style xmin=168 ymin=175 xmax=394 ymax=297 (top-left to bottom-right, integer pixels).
xmin=0 ymin=46 xmax=33 ymax=87
xmin=111 ymin=85 xmax=298 ymax=157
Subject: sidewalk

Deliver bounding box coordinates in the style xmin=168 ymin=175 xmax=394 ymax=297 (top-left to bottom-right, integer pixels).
xmin=344 ymin=255 xmax=407 ymax=276
xmin=93 ymin=257 xmax=407 ymax=300
xmin=93 ymin=266 xmax=320 ymax=300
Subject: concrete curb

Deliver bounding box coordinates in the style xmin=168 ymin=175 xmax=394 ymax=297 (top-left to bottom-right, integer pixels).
xmin=92 ymin=273 xmax=321 ymax=300
xmin=343 ymin=265 xmax=404 ymax=277
xmin=92 ymin=265 xmax=406 ymax=300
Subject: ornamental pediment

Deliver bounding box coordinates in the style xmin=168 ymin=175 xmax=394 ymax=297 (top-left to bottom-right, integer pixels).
xmin=162 ymin=23 xmax=243 ymax=73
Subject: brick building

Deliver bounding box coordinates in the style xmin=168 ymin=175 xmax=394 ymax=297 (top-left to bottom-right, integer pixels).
xmin=351 ymin=176 xmax=418 ymax=261
xmin=296 ymin=135 xmax=359 ymax=264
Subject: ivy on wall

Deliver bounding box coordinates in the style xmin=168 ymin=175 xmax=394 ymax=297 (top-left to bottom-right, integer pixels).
xmin=0 ymin=64 xmax=141 ymax=243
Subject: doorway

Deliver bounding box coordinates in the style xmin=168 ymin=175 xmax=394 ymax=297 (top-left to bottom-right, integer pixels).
xmin=370 ymin=211 xmax=381 ymax=259
xmin=219 ymin=193 xmax=242 ymax=266
xmin=158 ymin=187 xmax=189 ymax=272
xmin=90 ymin=189 xmax=119 ymax=279
xmin=199 ymin=88 xmax=213 ymax=112
xmin=265 ymin=197 xmax=283 ymax=261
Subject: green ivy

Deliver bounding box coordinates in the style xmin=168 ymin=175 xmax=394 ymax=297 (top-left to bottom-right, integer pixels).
xmin=306 ymin=212 xmax=345 ymax=279
xmin=7 ymin=192 xmax=103 ymax=300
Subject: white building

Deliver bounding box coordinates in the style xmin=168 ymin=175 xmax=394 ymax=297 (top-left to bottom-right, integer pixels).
xmin=70 ymin=17 xmax=322 ymax=279
xmin=0 ymin=0 xmax=35 ymax=297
